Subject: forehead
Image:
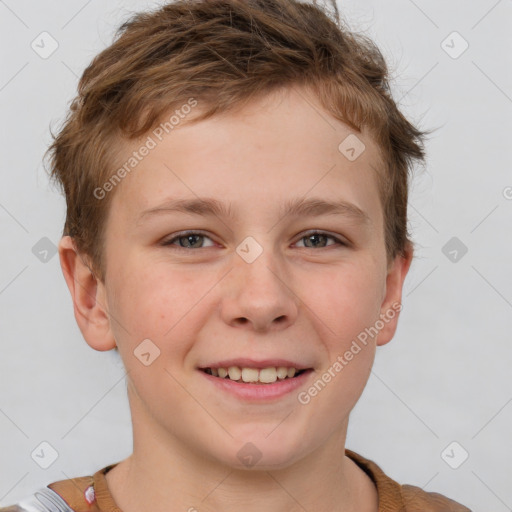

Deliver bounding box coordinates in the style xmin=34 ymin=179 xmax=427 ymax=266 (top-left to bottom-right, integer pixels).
xmin=109 ymin=86 xmax=384 ymax=228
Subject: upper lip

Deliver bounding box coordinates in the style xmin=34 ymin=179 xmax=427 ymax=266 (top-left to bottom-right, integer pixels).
xmin=198 ymin=358 xmax=312 ymax=370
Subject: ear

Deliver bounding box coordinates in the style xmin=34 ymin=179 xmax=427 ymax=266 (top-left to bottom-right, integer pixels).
xmin=58 ymin=236 xmax=116 ymax=351
xmin=376 ymin=243 xmax=414 ymax=347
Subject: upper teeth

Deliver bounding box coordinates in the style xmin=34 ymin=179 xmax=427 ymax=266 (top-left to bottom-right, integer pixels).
xmin=208 ymin=366 xmax=298 ymax=383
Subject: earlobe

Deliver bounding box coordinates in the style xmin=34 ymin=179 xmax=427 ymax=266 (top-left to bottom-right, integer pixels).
xmin=58 ymin=236 xmax=116 ymax=351
xmin=375 ymin=243 xmax=414 ymax=347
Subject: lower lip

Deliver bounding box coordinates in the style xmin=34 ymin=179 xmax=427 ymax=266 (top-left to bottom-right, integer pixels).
xmin=198 ymin=369 xmax=314 ymax=401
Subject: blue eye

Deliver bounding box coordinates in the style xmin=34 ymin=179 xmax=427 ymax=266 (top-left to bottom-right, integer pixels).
xmin=161 ymin=230 xmax=346 ymax=251
xmin=296 ymin=231 xmax=345 ymax=249
xmin=162 ymin=232 xmax=215 ymax=249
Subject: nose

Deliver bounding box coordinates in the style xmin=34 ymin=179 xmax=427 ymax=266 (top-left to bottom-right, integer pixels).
xmin=220 ymin=248 xmax=299 ymax=333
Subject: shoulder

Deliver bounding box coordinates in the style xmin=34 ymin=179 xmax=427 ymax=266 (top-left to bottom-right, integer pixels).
xmin=400 ymin=483 xmax=472 ymax=511
xmin=345 ymin=449 xmax=472 ymax=511
xmin=0 ymin=469 xmax=106 ymax=512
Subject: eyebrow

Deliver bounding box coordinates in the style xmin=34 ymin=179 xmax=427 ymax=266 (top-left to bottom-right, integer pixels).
xmin=137 ymin=197 xmax=371 ymax=225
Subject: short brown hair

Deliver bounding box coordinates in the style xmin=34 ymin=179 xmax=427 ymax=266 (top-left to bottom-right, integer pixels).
xmin=46 ymin=0 xmax=426 ymax=283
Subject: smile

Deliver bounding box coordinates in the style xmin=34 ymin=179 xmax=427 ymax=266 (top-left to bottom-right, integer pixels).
xmin=198 ymin=365 xmax=314 ymax=401
xmin=201 ymin=366 xmax=307 ymax=384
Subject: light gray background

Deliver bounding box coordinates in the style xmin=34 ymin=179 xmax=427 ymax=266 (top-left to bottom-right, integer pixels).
xmin=1 ymin=1 xmax=511 ymax=510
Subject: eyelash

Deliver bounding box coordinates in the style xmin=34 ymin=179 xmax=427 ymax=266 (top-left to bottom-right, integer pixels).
xmin=160 ymin=230 xmax=347 ymax=251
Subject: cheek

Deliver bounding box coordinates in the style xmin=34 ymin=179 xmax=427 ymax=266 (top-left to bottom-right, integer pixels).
xmin=299 ymin=260 xmax=382 ymax=400
xmin=297 ymin=267 xmax=381 ymax=434
xmin=106 ymin=261 xmax=214 ymax=356
xmin=300 ymin=259 xmax=383 ymax=342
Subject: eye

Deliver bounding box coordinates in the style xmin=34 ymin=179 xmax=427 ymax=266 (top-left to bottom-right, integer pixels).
xmin=295 ymin=231 xmax=346 ymax=249
xmin=161 ymin=231 xmax=215 ymax=249
xmin=160 ymin=230 xmax=347 ymax=251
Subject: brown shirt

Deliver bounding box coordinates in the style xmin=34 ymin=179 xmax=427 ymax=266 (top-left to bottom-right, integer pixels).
xmin=1 ymin=449 xmax=471 ymax=511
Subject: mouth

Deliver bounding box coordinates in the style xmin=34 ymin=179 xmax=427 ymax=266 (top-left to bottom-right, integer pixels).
xmin=199 ymin=365 xmax=311 ymax=385
xmin=197 ymin=359 xmax=315 ymax=401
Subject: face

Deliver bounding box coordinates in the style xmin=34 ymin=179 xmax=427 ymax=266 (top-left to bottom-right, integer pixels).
xmin=91 ymin=86 xmax=409 ymax=470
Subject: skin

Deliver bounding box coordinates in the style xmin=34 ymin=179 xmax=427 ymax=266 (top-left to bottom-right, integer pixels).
xmin=59 ymin=85 xmax=413 ymax=512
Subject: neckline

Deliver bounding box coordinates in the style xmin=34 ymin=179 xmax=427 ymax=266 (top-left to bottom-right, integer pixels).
xmin=92 ymin=449 xmax=404 ymax=511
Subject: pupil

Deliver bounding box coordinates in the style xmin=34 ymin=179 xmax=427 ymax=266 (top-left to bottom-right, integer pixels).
xmin=183 ymin=235 xmax=201 ymax=248
xmin=307 ymin=234 xmax=325 ymax=247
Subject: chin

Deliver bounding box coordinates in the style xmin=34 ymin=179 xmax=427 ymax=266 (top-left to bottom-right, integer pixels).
xmin=221 ymin=432 xmax=308 ymax=471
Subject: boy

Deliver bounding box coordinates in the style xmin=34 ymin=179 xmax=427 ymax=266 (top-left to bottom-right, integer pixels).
xmin=1 ymin=0 xmax=472 ymax=510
